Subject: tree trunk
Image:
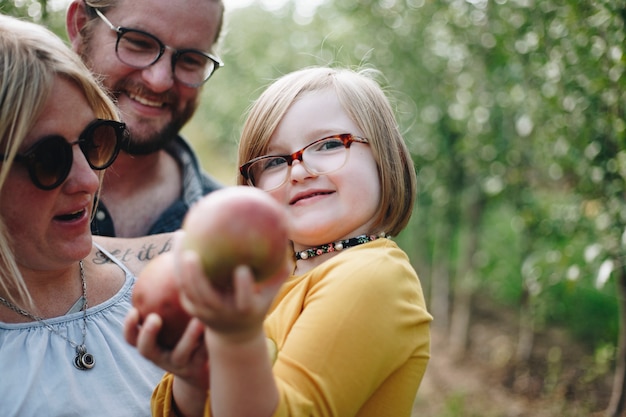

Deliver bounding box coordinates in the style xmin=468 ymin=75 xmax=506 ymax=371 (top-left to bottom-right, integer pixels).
xmin=606 ymin=265 xmax=626 ymax=417
xmin=449 ymin=193 xmax=485 ymax=360
xmin=430 ymin=210 xmax=454 ymax=334
xmin=448 ymin=283 xmax=472 ymax=360
xmin=515 ymin=287 xmax=534 ymax=364
xmin=430 ymin=255 xmax=450 ymax=334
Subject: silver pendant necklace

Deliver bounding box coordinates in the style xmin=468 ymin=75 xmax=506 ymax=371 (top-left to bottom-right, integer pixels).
xmin=0 ymin=260 xmax=95 ymax=370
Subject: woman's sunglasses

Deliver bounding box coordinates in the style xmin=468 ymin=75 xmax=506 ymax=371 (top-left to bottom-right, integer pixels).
xmin=0 ymin=119 xmax=127 ymax=190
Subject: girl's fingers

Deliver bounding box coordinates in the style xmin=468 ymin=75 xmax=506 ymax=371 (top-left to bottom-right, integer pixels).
xmin=169 ymin=318 xmax=206 ymax=366
xmin=178 ymin=249 xmax=226 ymax=317
xmin=123 ymin=307 xmax=141 ymax=346
xmin=233 ymin=265 xmax=254 ymax=311
xmin=135 ymin=312 xmax=165 ymax=360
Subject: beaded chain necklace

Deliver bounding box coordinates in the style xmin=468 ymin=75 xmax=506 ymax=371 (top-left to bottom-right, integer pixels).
xmin=0 ymin=260 xmax=95 ymax=370
xmin=294 ymin=232 xmax=388 ymax=261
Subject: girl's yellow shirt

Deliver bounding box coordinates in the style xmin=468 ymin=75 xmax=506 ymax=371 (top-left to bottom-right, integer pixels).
xmin=152 ymin=238 xmax=432 ymax=417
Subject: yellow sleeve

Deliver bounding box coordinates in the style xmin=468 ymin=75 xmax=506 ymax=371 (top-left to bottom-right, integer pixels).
xmin=151 ymin=373 xmax=212 ymax=417
xmin=150 ymin=373 xmax=176 ymax=417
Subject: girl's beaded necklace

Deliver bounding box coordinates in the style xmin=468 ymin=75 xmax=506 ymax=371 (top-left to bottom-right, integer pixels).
xmin=294 ymin=232 xmax=388 ymax=261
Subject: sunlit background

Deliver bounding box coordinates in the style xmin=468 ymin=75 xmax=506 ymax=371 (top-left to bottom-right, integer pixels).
xmin=2 ymin=0 xmax=625 ymax=416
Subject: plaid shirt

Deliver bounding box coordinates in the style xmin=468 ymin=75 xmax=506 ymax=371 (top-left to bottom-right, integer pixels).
xmin=91 ymin=136 xmax=222 ymax=237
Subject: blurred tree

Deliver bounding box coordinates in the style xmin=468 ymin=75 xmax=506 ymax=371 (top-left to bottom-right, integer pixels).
xmin=0 ymin=0 xmax=68 ymax=35
xmin=3 ymin=0 xmax=625 ymax=413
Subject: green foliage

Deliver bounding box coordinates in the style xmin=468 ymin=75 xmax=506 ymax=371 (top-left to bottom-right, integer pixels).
xmin=0 ymin=0 xmax=68 ymax=37
xmin=4 ymin=0 xmax=625 ymax=378
xmin=476 ymin=201 xmax=524 ymax=304
xmin=545 ymin=281 xmax=618 ymax=347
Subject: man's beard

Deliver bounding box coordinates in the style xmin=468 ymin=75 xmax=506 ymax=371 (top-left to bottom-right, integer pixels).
xmin=113 ymin=83 xmax=197 ymax=156
xmin=76 ymin=39 xmax=198 ymax=156
xmin=122 ymin=118 xmax=184 ymax=155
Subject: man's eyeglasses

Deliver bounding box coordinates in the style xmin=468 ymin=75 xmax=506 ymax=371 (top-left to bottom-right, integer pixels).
xmin=1 ymin=119 xmax=127 ymax=190
xmin=92 ymin=7 xmax=224 ymax=88
xmin=239 ymin=134 xmax=369 ymax=191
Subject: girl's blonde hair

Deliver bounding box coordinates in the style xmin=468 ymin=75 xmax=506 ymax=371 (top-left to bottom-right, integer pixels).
xmin=237 ymin=66 xmax=417 ymax=237
xmin=0 ymin=14 xmax=120 ymax=307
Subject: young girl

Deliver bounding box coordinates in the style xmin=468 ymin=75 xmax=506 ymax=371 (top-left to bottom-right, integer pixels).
xmin=131 ymin=66 xmax=432 ymax=417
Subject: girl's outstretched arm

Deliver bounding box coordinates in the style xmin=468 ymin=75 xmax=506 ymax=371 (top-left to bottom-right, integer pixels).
xmin=177 ymin=251 xmax=289 ymax=417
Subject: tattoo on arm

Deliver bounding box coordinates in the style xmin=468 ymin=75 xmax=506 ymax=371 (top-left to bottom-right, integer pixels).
xmin=92 ymin=238 xmax=174 ymax=265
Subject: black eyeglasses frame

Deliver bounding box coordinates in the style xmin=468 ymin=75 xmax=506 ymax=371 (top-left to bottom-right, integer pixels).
xmin=91 ymin=7 xmax=224 ymax=88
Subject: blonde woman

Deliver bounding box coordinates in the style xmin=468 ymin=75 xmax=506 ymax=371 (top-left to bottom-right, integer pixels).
xmin=0 ymin=14 xmax=180 ymax=416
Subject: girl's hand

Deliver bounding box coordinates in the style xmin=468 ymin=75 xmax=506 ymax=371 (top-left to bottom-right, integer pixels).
xmin=176 ymin=249 xmax=289 ymax=343
xmin=124 ymin=307 xmax=209 ymax=390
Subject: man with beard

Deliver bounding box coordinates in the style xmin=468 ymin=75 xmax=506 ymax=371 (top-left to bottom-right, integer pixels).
xmin=66 ymin=0 xmax=224 ymax=237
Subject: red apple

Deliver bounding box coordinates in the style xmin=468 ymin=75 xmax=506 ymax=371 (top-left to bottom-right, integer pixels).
xmin=182 ymin=186 xmax=290 ymax=292
xmin=132 ymin=251 xmax=191 ymax=349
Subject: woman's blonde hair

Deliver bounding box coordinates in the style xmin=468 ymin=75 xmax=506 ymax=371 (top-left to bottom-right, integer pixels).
xmin=0 ymin=14 xmax=120 ymax=307
xmin=237 ymin=66 xmax=417 ymax=237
